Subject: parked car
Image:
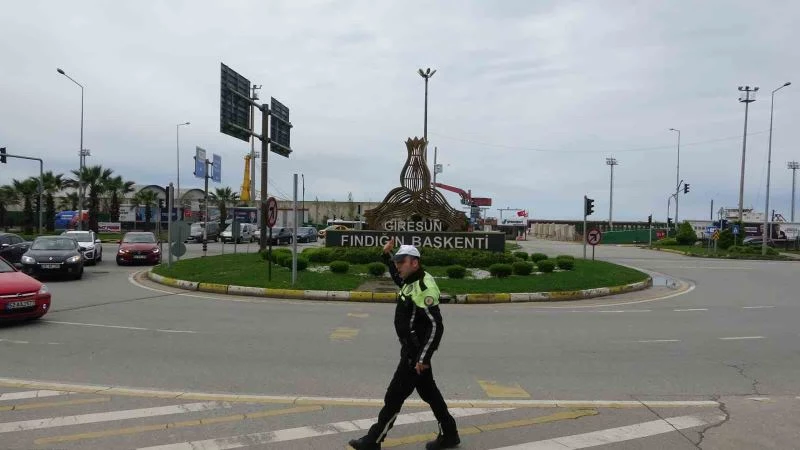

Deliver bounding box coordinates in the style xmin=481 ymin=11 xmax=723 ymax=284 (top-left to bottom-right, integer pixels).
xmin=295 ymin=227 xmax=319 ymax=243
xmin=0 ymin=257 xmax=51 ymax=321
xmin=62 ymin=230 xmax=103 ymax=265
xmin=19 ymin=236 xmax=84 ymax=280
xmin=318 ymin=224 xmax=349 ymax=239
xmin=221 ymin=223 xmax=257 ymax=243
xmin=188 ymin=222 xmax=220 ymax=243
xmin=269 ymin=227 xmax=294 ymax=245
xmin=117 ymin=232 xmax=161 ymax=265
xmin=0 ymin=232 xmax=30 ymax=264
xmin=742 ymin=236 xmax=777 ymax=247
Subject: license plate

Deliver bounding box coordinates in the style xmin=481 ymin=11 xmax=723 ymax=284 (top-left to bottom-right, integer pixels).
xmin=41 ymin=264 xmax=60 ymax=269
xmin=134 ymin=255 xmax=147 ymax=259
xmin=6 ymin=300 xmax=36 ymax=310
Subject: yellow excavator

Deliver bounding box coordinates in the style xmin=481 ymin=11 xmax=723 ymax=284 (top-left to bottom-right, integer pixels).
xmin=239 ymin=154 xmax=251 ymax=202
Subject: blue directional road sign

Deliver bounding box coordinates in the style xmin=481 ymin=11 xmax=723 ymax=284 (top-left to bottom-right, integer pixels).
xmin=212 ymin=154 xmax=222 ymax=183
xmin=194 ymin=147 xmax=207 ymax=179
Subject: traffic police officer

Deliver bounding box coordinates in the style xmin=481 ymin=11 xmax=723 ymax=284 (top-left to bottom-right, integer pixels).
xmin=349 ymin=239 xmax=460 ymax=450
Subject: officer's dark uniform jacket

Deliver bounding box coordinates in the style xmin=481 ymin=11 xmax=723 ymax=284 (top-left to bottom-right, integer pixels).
xmin=382 ymin=252 xmax=444 ymax=366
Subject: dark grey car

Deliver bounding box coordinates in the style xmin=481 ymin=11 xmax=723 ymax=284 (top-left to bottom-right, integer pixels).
xmin=20 ymin=236 xmax=84 ymax=280
xmin=295 ymin=227 xmax=318 ymax=243
xmin=0 ymin=232 xmax=30 ymax=264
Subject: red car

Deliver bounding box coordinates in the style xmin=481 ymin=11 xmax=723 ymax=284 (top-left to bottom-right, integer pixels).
xmin=116 ymin=232 xmax=162 ymax=265
xmin=0 ymin=257 xmax=51 ymax=321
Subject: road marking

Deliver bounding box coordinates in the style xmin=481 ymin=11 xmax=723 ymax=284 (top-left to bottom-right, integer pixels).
xmin=383 ymin=409 xmax=598 ymax=447
xmin=348 ymin=313 xmax=369 ymax=318
xmin=0 ymin=376 xmax=720 ymax=408
xmin=674 ymin=308 xmax=708 ymax=312
xmin=46 ymin=320 xmax=196 ymax=334
xmin=489 ymin=414 xmax=725 ymax=449
xmin=719 ymin=336 xmax=765 ymax=340
xmin=634 ymin=339 xmax=681 ymax=343
xmin=0 ymin=339 xmax=29 ymax=344
xmin=597 ymin=310 xmax=651 ymax=313
xmin=34 ymin=405 xmax=322 ymax=446
xmin=330 ymin=327 xmax=360 ymax=341
xmin=742 ymin=306 xmax=776 ymax=309
xmin=478 ymin=380 xmax=531 ymax=399
xmin=0 ymin=397 xmax=109 ymax=412
xmin=0 ymin=401 xmax=231 ymax=434
xmin=0 ymin=390 xmax=70 ymax=402
xmin=137 ymin=407 xmax=512 ymax=450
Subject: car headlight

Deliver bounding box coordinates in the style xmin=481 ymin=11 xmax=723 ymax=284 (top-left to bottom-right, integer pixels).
xmin=38 ymin=284 xmax=49 ymax=295
xmin=118 ymin=249 xmax=129 ymax=254
xmin=152 ymin=248 xmax=160 ymax=253
xmin=66 ymin=255 xmax=82 ymax=264
xmin=21 ymin=255 xmax=35 ymax=264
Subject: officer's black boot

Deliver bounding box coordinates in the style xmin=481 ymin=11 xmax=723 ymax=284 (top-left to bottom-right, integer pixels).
xmin=348 ymin=436 xmax=381 ymax=450
xmin=425 ymin=421 xmax=460 ymax=450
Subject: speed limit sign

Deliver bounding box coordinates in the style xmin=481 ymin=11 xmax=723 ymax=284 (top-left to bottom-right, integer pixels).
xmin=587 ymin=229 xmax=602 ymax=246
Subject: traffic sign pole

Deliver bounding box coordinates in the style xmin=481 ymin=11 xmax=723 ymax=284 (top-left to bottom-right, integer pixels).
xmin=583 ymin=196 xmax=587 ymax=260
xmin=167 ymin=183 xmax=174 ymax=268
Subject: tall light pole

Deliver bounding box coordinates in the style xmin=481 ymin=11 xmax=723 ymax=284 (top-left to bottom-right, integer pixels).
xmin=418 ymin=67 xmax=436 ymax=164
xmin=669 ymin=128 xmax=681 ymax=226
xmin=606 ymin=157 xmax=618 ymax=229
xmin=763 ymin=82 xmax=791 ymax=256
xmin=57 ymin=67 xmax=86 ymax=230
xmin=788 ymin=161 xmax=799 ymax=222
xmin=738 ymin=86 xmax=758 ymax=223
xmin=176 ymin=122 xmax=190 ymax=208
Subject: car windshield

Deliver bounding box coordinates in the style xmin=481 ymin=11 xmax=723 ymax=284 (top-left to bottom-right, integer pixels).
xmin=191 ymin=223 xmax=205 ymax=230
xmin=31 ymin=237 xmax=77 ymax=250
xmin=123 ymin=234 xmax=156 ymax=243
xmin=66 ymin=232 xmax=92 ymax=242
xmin=0 ymin=258 xmax=14 ymax=273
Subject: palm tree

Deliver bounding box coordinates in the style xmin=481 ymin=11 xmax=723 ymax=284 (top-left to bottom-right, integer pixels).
xmin=12 ymin=178 xmax=39 ymax=234
xmin=0 ymin=185 xmax=19 ymax=230
xmin=59 ymin=192 xmax=80 ymax=211
xmin=131 ymin=189 xmax=159 ymax=232
xmin=70 ymin=165 xmax=114 ymax=232
xmin=41 ymin=171 xmax=65 ymax=232
xmin=104 ymin=175 xmax=136 ymax=222
xmin=210 ymin=187 xmax=239 ymax=231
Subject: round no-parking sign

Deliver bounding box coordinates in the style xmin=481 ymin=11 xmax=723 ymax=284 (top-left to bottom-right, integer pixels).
xmin=587 ymin=229 xmax=602 ymax=246
xmin=266 ymin=197 xmax=278 ymax=228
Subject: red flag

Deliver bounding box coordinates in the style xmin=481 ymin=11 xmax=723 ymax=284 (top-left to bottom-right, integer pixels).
xmin=517 ymin=210 xmax=528 ymax=217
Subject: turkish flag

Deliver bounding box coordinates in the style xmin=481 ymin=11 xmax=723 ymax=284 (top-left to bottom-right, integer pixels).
xmin=517 ymin=210 xmax=528 ymax=217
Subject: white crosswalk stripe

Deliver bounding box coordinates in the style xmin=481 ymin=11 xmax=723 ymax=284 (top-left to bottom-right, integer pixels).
xmin=137 ymin=407 xmax=514 ymax=450
xmin=0 ymin=390 xmax=71 ymax=402
xmin=489 ymin=414 xmax=725 ymax=449
xmin=0 ymin=401 xmax=232 ymax=433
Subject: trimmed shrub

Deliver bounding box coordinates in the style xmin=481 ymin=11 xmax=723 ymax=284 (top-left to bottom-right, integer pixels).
xmin=512 ymin=261 xmax=533 ymax=276
xmin=329 ymin=260 xmax=350 ymax=274
xmin=489 ymin=263 xmax=513 ymax=278
xmin=367 ymin=262 xmax=386 ymax=276
xmin=557 ymin=258 xmax=575 ymax=270
xmin=537 ymin=259 xmax=556 ymax=273
xmin=530 ymin=253 xmax=549 ymax=263
xmin=717 ymin=229 xmax=734 ymax=250
xmin=556 ymin=255 xmax=575 ymax=261
xmin=445 ymin=265 xmax=467 ymax=279
xmin=656 ymin=237 xmax=679 ymax=246
xmin=513 ymin=251 xmax=529 ymax=261
xmin=306 ymin=247 xmax=334 ymax=263
xmin=676 ymin=221 xmax=697 ymax=245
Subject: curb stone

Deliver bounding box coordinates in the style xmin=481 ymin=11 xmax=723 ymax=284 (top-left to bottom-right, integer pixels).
xmin=146 ymin=271 xmax=653 ymax=304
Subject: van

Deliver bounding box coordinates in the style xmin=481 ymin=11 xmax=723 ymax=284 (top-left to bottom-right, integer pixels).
xmin=188 ymin=222 xmax=220 ymax=243
xmin=221 ymin=223 xmax=257 ymax=243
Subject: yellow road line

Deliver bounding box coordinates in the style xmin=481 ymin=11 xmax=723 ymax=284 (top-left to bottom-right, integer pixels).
xmin=382 ymin=408 xmax=598 ymax=447
xmin=0 ymin=397 xmax=109 ymax=412
xmin=330 ymin=327 xmax=360 ymax=341
xmin=347 ymin=313 xmax=369 ymax=318
xmin=477 ymin=380 xmax=531 ymax=399
xmin=34 ymin=404 xmax=323 ymax=445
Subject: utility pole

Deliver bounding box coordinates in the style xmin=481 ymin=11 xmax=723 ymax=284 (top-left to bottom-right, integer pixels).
xmin=738 ymin=86 xmax=758 ymax=223
xmin=606 ymin=157 xmax=618 ymax=229
xmin=301 ymin=173 xmax=305 ymax=225
xmin=250 ymin=84 xmax=261 ymax=206
xmin=669 ymin=128 xmax=681 ymax=226
xmin=763 ymin=82 xmax=791 ymax=256
xmin=789 ymin=161 xmax=799 ymax=222
xmin=57 ymin=68 xmax=86 ymax=231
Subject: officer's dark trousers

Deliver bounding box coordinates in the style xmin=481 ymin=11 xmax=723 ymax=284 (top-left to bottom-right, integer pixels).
xmin=365 ymin=359 xmax=457 ymax=443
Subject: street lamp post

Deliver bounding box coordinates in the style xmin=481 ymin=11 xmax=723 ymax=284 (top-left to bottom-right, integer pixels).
xmin=669 ymin=128 xmax=681 ymax=226
xmin=788 ymin=161 xmax=799 ymax=222
xmin=606 ymin=157 xmax=618 ymax=229
xmin=418 ymin=67 xmax=436 ymax=163
xmin=176 ymin=122 xmax=190 ymax=210
xmin=737 ymin=86 xmax=759 ymax=223
xmin=763 ymin=82 xmax=791 ymax=256
xmin=57 ymin=68 xmax=85 ymax=231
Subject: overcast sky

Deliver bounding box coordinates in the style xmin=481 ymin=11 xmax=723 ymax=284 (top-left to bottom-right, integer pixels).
xmin=1 ymin=0 xmax=798 ymax=222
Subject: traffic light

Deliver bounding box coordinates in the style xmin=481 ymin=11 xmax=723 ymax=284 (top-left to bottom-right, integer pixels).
xmin=648 ymin=214 xmax=652 ymax=226
xmin=158 ymin=199 xmax=165 ymax=209
xmin=683 ymin=183 xmax=690 ymax=194
xmin=0 ymin=147 xmax=6 ymax=164
xmin=667 ymin=217 xmax=673 ymax=228
xmin=584 ymin=197 xmax=595 ymax=217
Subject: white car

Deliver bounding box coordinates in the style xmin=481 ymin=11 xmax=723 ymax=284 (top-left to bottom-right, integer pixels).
xmin=62 ymin=230 xmax=103 ymax=265
xmin=221 ymin=223 xmax=257 ymax=243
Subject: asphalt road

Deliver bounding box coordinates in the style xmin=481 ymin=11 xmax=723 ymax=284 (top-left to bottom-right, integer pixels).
xmin=1 ymin=239 xmax=798 ymax=449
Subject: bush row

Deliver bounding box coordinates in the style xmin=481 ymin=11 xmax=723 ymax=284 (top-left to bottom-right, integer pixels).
xmin=260 ymin=248 xmax=308 ymax=271
xmin=303 ymin=247 xmax=517 ymax=268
